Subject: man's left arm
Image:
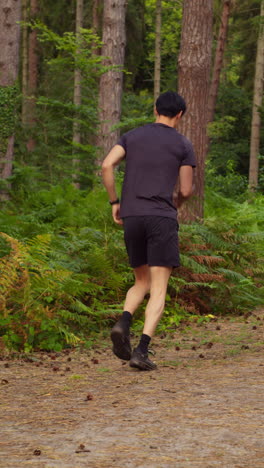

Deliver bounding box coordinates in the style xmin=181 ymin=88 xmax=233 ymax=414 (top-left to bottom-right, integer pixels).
xmin=102 ymin=144 xmax=126 ymax=225
xmin=176 ymin=165 xmax=194 ymax=208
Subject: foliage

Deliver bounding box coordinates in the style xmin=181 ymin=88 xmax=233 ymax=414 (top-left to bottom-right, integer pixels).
xmin=124 ymin=0 xmax=182 ymax=92
xmin=0 ymin=183 xmax=263 ymax=351
xmin=0 ymin=183 xmax=129 ymax=351
xmin=17 ymin=22 xmax=103 ymax=187
xmin=0 ymin=84 xmax=19 ymax=154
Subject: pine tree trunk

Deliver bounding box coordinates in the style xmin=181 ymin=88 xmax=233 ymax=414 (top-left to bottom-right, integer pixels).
xmin=72 ymin=0 xmax=83 ymax=188
xmin=97 ymin=0 xmax=127 ymax=161
xmin=21 ymin=0 xmax=29 ymax=126
xmin=177 ymin=0 xmax=213 ymax=221
xmin=154 ymin=0 xmax=162 ymax=105
xmin=26 ymin=0 xmax=38 ymax=151
xmin=92 ymin=0 xmax=101 ymax=55
xmin=249 ymin=0 xmax=264 ymax=190
xmin=0 ymin=0 xmax=21 ymax=199
xmin=207 ymin=0 xmax=231 ymax=124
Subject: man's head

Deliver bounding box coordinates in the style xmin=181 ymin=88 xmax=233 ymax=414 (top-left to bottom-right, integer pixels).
xmin=155 ymin=91 xmax=186 ymax=118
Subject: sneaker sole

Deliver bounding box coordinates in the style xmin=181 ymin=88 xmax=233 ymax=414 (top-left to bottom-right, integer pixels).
xmin=110 ymin=329 xmax=131 ymax=361
xmin=129 ymin=357 xmax=157 ymax=371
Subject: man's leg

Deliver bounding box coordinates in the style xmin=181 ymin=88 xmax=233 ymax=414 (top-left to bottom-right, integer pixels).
xmin=143 ymin=266 xmax=172 ymax=337
xmin=130 ymin=266 xmax=172 ymax=370
xmin=111 ymin=264 xmax=150 ymax=360
xmin=123 ymin=264 xmax=151 ymax=314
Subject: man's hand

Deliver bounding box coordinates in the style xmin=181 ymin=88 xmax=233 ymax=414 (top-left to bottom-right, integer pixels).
xmin=112 ymin=204 xmax=123 ymax=225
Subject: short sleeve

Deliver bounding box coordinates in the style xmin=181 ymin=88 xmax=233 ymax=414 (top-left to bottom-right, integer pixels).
xmin=117 ymin=133 xmax=127 ymax=152
xmin=181 ymin=138 xmax=196 ymax=167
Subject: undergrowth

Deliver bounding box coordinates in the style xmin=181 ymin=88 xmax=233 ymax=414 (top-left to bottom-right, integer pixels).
xmin=0 ymin=183 xmax=263 ymax=351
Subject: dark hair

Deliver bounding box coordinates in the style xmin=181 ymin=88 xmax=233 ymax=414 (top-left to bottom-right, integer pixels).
xmin=155 ymin=91 xmax=186 ymax=117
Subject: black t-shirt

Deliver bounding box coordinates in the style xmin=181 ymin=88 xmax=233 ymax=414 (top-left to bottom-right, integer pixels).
xmin=117 ymin=123 xmax=196 ymax=219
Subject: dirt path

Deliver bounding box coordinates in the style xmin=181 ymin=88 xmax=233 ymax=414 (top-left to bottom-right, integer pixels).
xmin=1 ymin=310 xmax=264 ymax=468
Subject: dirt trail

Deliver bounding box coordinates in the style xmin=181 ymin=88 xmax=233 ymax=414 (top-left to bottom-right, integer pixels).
xmin=1 ymin=310 xmax=264 ymax=468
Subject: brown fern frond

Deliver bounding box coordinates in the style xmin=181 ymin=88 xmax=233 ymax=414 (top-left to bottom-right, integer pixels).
xmin=0 ymin=233 xmax=29 ymax=314
xmin=190 ymin=273 xmax=225 ymax=282
xmin=193 ymin=296 xmax=211 ymax=313
xmin=191 ymin=255 xmax=225 ymax=266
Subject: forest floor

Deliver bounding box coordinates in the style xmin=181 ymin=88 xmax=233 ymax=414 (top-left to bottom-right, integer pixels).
xmin=1 ymin=309 xmax=264 ymax=468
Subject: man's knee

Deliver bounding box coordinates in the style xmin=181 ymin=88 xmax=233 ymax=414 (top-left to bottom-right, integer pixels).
xmin=136 ymin=278 xmax=150 ymax=295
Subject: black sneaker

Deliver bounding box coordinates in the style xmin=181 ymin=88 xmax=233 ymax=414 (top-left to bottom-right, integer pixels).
xmin=110 ymin=321 xmax=132 ymax=361
xmin=129 ymin=348 xmax=157 ymax=371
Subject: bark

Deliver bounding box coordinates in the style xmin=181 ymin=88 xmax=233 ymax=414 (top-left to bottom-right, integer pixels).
xmin=0 ymin=0 xmax=21 ymax=86
xmin=92 ymin=0 xmax=101 ymax=54
xmin=177 ymin=0 xmax=213 ymax=221
xmin=97 ymin=0 xmax=127 ymax=161
xmin=26 ymin=0 xmax=38 ymax=151
xmin=249 ymin=0 xmax=264 ymax=190
xmin=154 ymin=0 xmax=162 ymax=105
xmin=21 ymin=0 xmax=29 ymax=126
xmin=207 ymin=0 xmax=231 ymax=124
xmin=0 ymin=0 xmax=21 ymax=198
xmin=72 ymin=0 xmax=83 ymax=188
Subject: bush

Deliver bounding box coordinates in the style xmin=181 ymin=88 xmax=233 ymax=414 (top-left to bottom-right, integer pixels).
xmin=0 ymin=183 xmax=263 ymax=351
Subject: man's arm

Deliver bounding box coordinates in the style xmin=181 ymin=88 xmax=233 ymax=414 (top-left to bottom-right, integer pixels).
xmin=176 ymin=165 xmax=194 ymax=208
xmin=101 ymin=144 xmax=126 ymax=224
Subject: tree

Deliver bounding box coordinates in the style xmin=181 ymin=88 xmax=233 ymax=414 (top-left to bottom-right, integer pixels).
xmin=177 ymin=0 xmax=213 ymax=220
xmin=154 ymin=0 xmax=162 ymax=104
xmin=92 ymin=0 xmax=102 ymax=55
xmin=207 ymin=0 xmax=232 ymax=124
xmin=0 ymin=0 xmax=21 ymax=198
xmin=27 ymin=0 xmax=38 ymax=151
xmin=21 ymin=0 xmax=29 ymax=126
xmin=97 ymin=0 xmax=127 ymax=159
xmin=72 ymin=0 xmax=83 ymax=188
xmin=249 ymin=0 xmax=264 ymax=190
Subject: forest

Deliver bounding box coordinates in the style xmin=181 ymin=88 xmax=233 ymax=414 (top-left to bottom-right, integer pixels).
xmin=0 ymin=0 xmax=263 ymax=352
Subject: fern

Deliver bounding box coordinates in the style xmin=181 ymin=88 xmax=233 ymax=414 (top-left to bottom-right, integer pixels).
xmin=179 ymin=254 xmax=210 ymax=274
xmin=1 ymin=184 xmax=264 ymax=350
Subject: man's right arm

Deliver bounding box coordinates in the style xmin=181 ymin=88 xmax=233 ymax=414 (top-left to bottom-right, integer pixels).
xmin=101 ymin=144 xmax=126 ymax=224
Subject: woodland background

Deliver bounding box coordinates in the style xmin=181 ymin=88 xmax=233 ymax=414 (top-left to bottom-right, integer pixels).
xmin=0 ymin=0 xmax=263 ymax=352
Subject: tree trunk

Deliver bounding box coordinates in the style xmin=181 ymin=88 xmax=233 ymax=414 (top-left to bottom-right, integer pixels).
xmin=92 ymin=0 xmax=101 ymax=55
xmin=249 ymin=0 xmax=264 ymax=190
xmin=26 ymin=0 xmax=38 ymax=151
xmin=154 ymin=0 xmax=162 ymax=105
xmin=72 ymin=0 xmax=83 ymax=188
xmin=177 ymin=0 xmax=213 ymax=221
xmin=207 ymin=0 xmax=231 ymax=124
xmin=21 ymin=0 xmax=29 ymax=126
xmin=97 ymin=0 xmax=127 ymax=161
xmin=0 ymin=0 xmax=21 ymax=199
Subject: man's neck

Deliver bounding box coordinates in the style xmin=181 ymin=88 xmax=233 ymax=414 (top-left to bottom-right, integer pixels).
xmin=155 ymin=115 xmax=178 ymax=128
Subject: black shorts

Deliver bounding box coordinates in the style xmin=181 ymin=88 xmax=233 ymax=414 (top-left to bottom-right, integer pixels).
xmin=123 ymin=216 xmax=180 ymax=268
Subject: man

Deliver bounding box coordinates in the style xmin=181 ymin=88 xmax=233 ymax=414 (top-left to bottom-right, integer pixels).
xmin=102 ymin=91 xmax=196 ymax=371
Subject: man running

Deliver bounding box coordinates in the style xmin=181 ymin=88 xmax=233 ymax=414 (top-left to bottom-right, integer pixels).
xmin=102 ymin=91 xmax=196 ymax=370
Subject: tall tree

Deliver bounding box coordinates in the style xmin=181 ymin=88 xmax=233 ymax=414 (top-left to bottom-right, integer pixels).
xmin=0 ymin=0 xmax=21 ymax=198
xmin=207 ymin=0 xmax=232 ymax=124
xmin=154 ymin=0 xmax=162 ymax=104
xmin=21 ymin=0 xmax=29 ymax=126
xmin=97 ymin=0 xmax=127 ymax=159
xmin=72 ymin=0 xmax=83 ymax=188
xmin=249 ymin=0 xmax=264 ymax=190
xmin=177 ymin=0 xmax=213 ymax=220
xmin=26 ymin=0 xmax=38 ymax=151
xmin=92 ymin=0 xmax=101 ymax=54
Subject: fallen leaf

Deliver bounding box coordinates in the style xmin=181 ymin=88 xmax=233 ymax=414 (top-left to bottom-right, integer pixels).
xmin=33 ymin=449 xmax=41 ymax=456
